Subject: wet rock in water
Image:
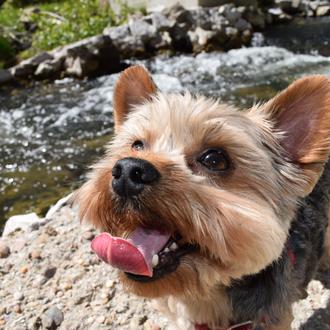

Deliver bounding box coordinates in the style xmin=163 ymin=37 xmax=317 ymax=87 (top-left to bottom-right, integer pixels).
xmin=0 ymin=69 xmax=14 ymax=85
xmin=35 ymin=59 xmax=63 ymax=79
xmin=41 ymin=306 xmax=64 ymax=329
xmin=0 ymin=242 xmax=10 ymax=258
xmin=169 ymin=24 xmax=192 ymax=52
xmin=316 ymin=5 xmax=330 ymax=16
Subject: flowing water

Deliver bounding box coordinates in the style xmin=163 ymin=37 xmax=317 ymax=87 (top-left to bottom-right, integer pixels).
xmin=1 ymin=18 xmax=330 ymax=229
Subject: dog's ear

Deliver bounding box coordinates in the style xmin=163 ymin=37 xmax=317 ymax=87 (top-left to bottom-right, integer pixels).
xmin=258 ymin=75 xmax=330 ymax=194
xmin=113 ymin=65 xmax=157 ymax=129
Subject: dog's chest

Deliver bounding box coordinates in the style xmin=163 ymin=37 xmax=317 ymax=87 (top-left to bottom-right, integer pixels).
xmin=155 ymin=288 xmax=233 ymax=330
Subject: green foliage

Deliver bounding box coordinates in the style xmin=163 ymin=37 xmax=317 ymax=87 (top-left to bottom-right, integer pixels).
xmin=0 ymin=35 xmax=14 ymax=60
xmin=27 ymin=0 xmax=117 ymax=55
xmin=0 ymin=0 xmax=141 ymax=62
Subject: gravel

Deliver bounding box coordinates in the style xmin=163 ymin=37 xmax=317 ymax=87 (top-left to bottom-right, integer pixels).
xmin=0 ymin=204 xmax=329 ymax=329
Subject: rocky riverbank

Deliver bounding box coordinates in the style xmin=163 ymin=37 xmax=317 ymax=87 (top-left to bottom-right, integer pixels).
xmin=1 ymin=0 xmax=330 ymax=86
xmin=0 ymin=200 xmax=329 ymax=330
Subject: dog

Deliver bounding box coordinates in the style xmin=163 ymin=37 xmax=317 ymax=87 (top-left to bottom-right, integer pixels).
xmin=75 ymin=66 xmax=330 ymax=330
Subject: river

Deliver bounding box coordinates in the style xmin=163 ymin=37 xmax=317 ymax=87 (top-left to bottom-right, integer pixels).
xmin=1 ymin=17 xmax=330 ymax=229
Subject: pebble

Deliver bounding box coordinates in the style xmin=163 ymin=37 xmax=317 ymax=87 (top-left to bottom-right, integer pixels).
xmin=62 ymin=282 xmax=72 ymax=291
xmin=44 ymin=266 xmax=57 ymax=279
xmin=14 ymin=292 xmax=24 ymax=301
xmin=82 ymin=230 xmax=95 ymax=241
xmin=0 ymin=242 xmax=10 ymax=258
xmin=29 ymin=250 xmax=42 ymax=260
xmin=20 ymin=266 xmax=28 ymax=274
xmin=41 ymin=306 xmax=64 ymax=329
xmin=45 ymin=226 xmax=58 ymax=236
xmin=13 ymin=304 xmax=22 ymax=313
xmin=36 ymin=233 xmax=49 ymax=245
xmin=96 ymin=315 xmax=106 ymax=324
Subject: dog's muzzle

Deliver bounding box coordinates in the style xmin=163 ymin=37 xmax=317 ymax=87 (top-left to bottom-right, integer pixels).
xmin=112 ymin=157 xmax=160 ymax=197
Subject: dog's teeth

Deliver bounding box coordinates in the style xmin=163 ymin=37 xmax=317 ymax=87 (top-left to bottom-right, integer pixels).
xmin=170 ymin=242 xmax=178 ymax=251
xmin=152 ymin=254 xmax=159 ymax=268
xmin=164 ymin=247 xmax=170 ymax=253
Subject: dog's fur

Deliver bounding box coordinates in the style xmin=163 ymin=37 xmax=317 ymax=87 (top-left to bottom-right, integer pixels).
xmin=75 ymin=66 xmax=330 ymax=329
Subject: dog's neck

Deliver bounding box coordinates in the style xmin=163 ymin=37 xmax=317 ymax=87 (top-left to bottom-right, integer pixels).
xmin=155 ymin=286 xmax=233 ymax=330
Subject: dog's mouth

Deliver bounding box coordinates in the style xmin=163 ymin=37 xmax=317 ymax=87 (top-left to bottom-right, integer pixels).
xmin=91 ymin=226 xmax=198 ymax=282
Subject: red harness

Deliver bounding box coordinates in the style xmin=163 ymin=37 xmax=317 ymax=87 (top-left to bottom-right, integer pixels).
xmin=195 ymin=247 xmax=296 ymax=330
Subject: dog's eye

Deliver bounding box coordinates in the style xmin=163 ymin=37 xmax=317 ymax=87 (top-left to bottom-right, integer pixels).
xmin=132 ymin=140 xmax=144 ymax=151
xmin=198 ymin=149 xmax=230 ymax=172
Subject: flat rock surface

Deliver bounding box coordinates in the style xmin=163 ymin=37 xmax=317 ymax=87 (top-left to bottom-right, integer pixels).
xmin=0 ymin=205 xmax=329 ymax=329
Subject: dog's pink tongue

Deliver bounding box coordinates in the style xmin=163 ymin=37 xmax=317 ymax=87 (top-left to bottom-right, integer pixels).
xmin=91 ymin=227 xmax=170 ymax=277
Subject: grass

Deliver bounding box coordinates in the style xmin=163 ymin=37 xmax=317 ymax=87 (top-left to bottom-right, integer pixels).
xmin=0 ymin=0 xmax=142 ymax=64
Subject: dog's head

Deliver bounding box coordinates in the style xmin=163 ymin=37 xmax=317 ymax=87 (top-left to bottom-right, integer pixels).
xmin=75 ymin=66 xmax=330 ymax=298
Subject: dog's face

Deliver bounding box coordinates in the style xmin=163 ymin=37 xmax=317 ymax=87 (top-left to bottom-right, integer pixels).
xmin=76 ymin=67 xmax=330 ymax=299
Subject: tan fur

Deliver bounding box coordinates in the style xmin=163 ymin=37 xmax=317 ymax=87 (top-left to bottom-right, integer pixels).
xmin=113 ymin=66 xmax=157 ymax=128
xmin=74 ymin=66 xmax=330 ymax=330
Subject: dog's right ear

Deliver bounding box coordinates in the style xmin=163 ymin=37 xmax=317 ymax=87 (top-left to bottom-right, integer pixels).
xmin=113 ymin=66 xmax=157 ymax=129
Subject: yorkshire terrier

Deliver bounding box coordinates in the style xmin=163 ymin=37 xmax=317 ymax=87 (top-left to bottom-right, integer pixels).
xmin=75 ymin=66 xmax=330 ymax=330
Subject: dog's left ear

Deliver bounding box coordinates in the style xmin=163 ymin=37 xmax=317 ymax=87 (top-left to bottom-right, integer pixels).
xmin=113 ymin=65 xmax=157 ymax=129
xmin=256 ymin=75 xmax=330 ymax=194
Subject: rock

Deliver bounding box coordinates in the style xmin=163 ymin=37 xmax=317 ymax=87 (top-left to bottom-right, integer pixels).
xmin=188 ymin=27 xmax=217 ymax=52
xmin=10 ymin=62 xmax=35 ymax=79
xmin=104 ymin=24 xmax=145 ymax=57
xmin=14 ymin=292 xmax=24 ymax=301
xmin=235 ymin=18 xmax=251 ymax=32
xmin=44 ymin=226 xmax=58 ymax=236
xmin=316 ymin=5 xmax=330 ymax=16
xmin=96 ymin=315 xmax=106 ymax=324
xmin=169 ymin=24 xmax=192 ymax=52
xmin=82 ymin=230 xmax=95 ymax=241
xmin=45 ymin=194 xmax=73 ymax=219
xmin=20 ymin=266 xmax=28 ymax=274
xmin=0 ymin=69 xmax=14 ymax=85
xmin=13 ymin=304 xmax=22 ymax=313
xmin=41 ymin=306 xmax=64 ymax=329
xmin=29 ymin=250 xmax=42 ymax=260
xmin=244 ymin=9 xmax=267 ymax=29
xmin=275 ymin=0 xmax=294 ymax=11
xmin=2 ymin=212 xmax=42 ymax=237
xmin=65 ymin=56 xmax=96 ymax=78
xmin=30 ymin=52 xmax=54 ymax=65
xmin=163 ymin=3 xmax=194 ymax=30
xmin=62 ymin=35 xmax=120 ymax=77
xmin=34 ymin=59 xmax=63 ymax=79
xmin=225 ymin=7 xmax=242 ymax=23
xmin=151 ymin=12 xmax=173 ymax=31
xmin=129 ymin=18 xmax=164 ymax=52
xmin=44 ymin=267 xmax=57 ymax=279
xmin=129 ymin=19 xmax=155 ymax=43
xmin=0 ymin=242 xmax=10 ymax=258
xmin=225 ymin=27 xmax=239 ymax=38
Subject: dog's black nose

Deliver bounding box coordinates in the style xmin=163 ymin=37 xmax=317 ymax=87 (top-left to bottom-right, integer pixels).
xmin=112 ymin=157 xmax=160 ymax=197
